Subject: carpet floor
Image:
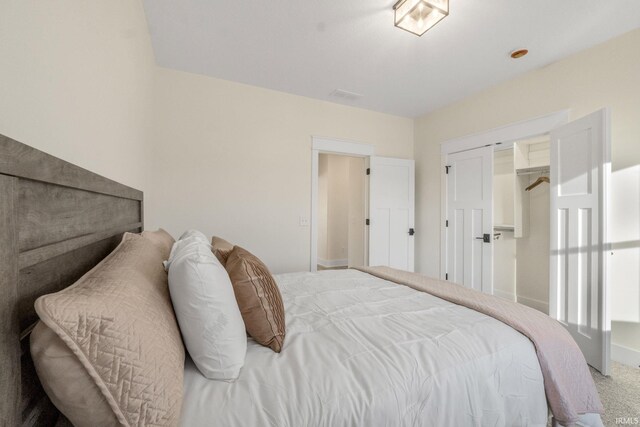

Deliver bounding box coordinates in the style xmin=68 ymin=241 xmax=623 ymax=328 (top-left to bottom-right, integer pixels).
xmin=591 ymin=362 xmax=640 ymax=426
xmin=547 ymin=362 xmax=640 ymax=426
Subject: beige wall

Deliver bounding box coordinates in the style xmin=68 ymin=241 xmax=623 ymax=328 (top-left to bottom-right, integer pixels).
xmin=146 ymin=68 xmax=413 ymax=273
xmin=318 ymin=154 xmax=349 ymax=266
xmin=317 ymin=154 xmax=366 ymax=268
xmin=0 ymin=0 xmax=155 ymax=191
xmin=326 ymin=155 xmax=350 ymax=264
xmin=0 ymin=1 xmax=412 ymax=276
xmin=318 ymin=155 xmax=330 ymax=262
xmin=415 ymin=29 xmax=640 ymax=351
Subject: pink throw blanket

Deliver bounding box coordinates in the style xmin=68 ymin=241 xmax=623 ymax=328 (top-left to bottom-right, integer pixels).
xmin=356 ymin=266 xmax=604 ymax=425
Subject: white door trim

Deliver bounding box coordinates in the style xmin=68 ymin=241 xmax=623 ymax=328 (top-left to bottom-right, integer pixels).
xmin=312 ymin=137 xmax=375 ymax=156
xmin=440 ymin=110 xmax=570 ymax=155
xmin=439 ymin=110 xmax=569 ymax=280
xmin=310 ymin=136 xmax=374 ymax=272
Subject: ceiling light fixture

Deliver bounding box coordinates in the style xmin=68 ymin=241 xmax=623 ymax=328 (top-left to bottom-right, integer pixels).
xmin=393 ymin=0 xmax=449 ymax=37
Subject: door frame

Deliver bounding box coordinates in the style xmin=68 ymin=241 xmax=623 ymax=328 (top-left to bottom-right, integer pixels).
xmin=310 ymin=136 xmax=374 ymax=272
xmin=439 ymin=110 xmax=569 ymax=282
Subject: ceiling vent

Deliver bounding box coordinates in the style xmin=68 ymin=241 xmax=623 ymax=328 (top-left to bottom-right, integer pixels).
xmin=330 ymin=89 xmax=363 ymax=101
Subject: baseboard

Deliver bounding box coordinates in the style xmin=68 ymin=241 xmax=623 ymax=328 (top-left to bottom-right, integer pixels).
xmin=493 ymin=289 xmax=516 ymax=302
xmin=317 ymin=258 xmax=348 ymax=268
xmin=516 ymin=295 xmax=549 ymax=314
xmin=612 ymin=343 xmax=640 ymax=368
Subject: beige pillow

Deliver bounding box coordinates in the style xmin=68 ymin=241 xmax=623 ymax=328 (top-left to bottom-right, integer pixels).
xmin=33 ymin=233 xmax=184 ymax=427
xmin=141 ymin=228 xmax=175 ymax=260
xmin=225 ymin=246 xmax=286 ymax=352
xmin=211 ymin=236 xmax=234 ymax=266
xmin=30 ymin=322 xmax=119 ymax=427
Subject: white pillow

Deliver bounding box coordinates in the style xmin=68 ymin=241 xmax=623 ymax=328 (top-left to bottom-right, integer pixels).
xmin=164 ymin=230 xmax=210 ymax=271
xmin=178 ymin=229 xmax=209 ymax=243
xmin=166 ymin=238 xmax=247 ymax=380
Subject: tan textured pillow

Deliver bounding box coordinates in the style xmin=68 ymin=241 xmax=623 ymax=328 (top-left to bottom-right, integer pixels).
xmin=34 ymin=233 xmax=184 ymax=427
xmin=225 ymin=246 xmax=286 ymax=352
xmin=211 ymin=236 xmax=234 ymax=266
xmin=141 ymin=228 xmax=175 ymax=260
xmin=30 ymin=322 xmax=119 ymax=427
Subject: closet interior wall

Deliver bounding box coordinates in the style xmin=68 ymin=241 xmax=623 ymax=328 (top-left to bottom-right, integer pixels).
xmin=493 ymin=149 xmax=517 ymax=300
xmin=493 ymin=137 xmax=551 ymax=313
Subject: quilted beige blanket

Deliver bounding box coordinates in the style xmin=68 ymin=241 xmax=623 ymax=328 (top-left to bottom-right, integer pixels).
xmin=357 ymin=266 xmax=604 ymax=425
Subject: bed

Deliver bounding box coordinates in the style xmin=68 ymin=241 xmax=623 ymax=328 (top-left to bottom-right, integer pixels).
xmin=182 ymin=269 xmax=548 ymax=426
xmin=0 ymin=134 xmax=601 ymax=427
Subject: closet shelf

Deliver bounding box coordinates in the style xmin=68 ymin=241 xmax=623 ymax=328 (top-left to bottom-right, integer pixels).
xmin=516 ymin=165 xmax=550 ymax=176
xmin=493 ymin=224 xmax=515 ymax=232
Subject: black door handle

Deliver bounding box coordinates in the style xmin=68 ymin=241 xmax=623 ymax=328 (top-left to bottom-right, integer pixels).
xmin=408 ymin=228 xmax=415 ymax=236
xmin=475 ymin=234 xmax=491 ymax=243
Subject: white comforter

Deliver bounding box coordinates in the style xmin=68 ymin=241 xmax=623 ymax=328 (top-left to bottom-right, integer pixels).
xmin=180 ymin=269 xmax=548 ymax=426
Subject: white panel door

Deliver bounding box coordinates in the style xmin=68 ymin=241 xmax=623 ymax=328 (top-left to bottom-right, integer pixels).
xmin=445 ymin=146 xmax=493 ymax=293
xmin=368 ymin=157 xmax=415 ymax=271
xmin=550 ymin=108 xmax=610 ymax=375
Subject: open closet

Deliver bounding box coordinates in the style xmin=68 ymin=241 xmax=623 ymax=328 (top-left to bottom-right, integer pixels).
xmin=442 ymin=108 xmax=611 ymax=374
xmin=493 ymin=136 xmax=551 ymax=314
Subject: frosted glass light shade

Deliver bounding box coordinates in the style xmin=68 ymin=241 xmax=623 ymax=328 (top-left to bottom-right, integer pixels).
xmin=394 ymin=0 xmax=449 ymax=36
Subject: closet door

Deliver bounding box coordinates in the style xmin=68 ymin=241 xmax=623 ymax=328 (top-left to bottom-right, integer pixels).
xmin=445 ymin=146 xmax=493 ymax=293
xmin=549 ymin=108 xmax=610 ymax=375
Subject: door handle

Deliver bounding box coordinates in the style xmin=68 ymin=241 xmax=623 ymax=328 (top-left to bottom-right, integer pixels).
xmin=475 ymin=234 xmax=491 ymax=243
xmin=408 ymin=228 xmax=415 ymax=236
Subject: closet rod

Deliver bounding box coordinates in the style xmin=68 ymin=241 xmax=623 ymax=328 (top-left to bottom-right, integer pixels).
xmin=516 ymin=165 xmax=550 ymax=176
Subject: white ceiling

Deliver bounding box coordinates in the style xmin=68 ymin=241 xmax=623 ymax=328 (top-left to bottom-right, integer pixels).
xmin=142 ymin=0 xmax=640 ymax=118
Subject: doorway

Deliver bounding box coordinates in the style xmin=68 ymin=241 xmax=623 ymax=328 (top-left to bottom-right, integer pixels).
xmin=440 ymin=109 xmax=612 ymax=375
xmin=492 ymin=135 xmax=551 ymax=313
xmin=310 ymin=137 xmax=416 ymax=273
xmin=317 ymin=154 xmax=366 ymax=270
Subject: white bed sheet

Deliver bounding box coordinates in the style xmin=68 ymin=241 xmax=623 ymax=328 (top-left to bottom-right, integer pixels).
xmin=181 ymin=269 xmax=548 ymax=426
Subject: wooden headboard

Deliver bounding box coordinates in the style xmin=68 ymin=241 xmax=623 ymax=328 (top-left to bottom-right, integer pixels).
xmin=0 ymin=134 xmax=144 ymax=426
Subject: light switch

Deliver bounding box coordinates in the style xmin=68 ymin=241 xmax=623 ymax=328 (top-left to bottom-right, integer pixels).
xmin=299 ymin=216 xmax=309 ymax=226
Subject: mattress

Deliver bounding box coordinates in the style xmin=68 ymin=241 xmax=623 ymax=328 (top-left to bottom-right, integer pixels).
xmin=180 ymin=269 xmax=548 ymax=426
